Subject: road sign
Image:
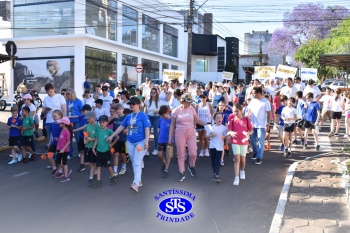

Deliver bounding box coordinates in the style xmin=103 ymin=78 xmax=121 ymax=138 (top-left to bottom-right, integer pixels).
xmin=135 ymin=64 xmax=144 ymax=73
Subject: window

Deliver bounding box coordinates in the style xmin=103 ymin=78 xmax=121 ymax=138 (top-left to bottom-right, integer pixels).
xmin=122 ymin=5 xmax=138 ymax=46
xmin=196 ymin=59 xmax=208 ymax=72
xmin=171 ymin=65 xmax=178 ymax=70
xmin=121 ymin=54 xmax=138 ymax=85
xmin=142 ymin=58 xmax=159 ymax=82
xmin=163 ymin=24 xmax=178 ymax=57
xmin=162 ymin=63 xmax=169 ymax=71
xmin=142 ymin=14 xmax=159 ymax=52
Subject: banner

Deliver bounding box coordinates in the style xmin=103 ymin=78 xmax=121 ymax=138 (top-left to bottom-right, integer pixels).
xmin=162 ymin=69 xmax=185 ymax=83
xmin=300 ymin=68 xmax=318 ymax=81
xmin=254 ymin=66 xmax=275 ymax=79
xmin=222 ymin=71 xmax=234 ymax=81
xmin=275 ymin=64 xmax=298 ymax=79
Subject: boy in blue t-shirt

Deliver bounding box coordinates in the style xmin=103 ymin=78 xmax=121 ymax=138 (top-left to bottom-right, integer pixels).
xmin=7 ymin=106 xmax=23 ymax=164
xmin=304 ymin=92 xmax=321 ymax=150
xmin=295 ymin=91 xmax=306 ymax=145
xmin=157 ymin=105 xmax=173 ymax=178
xmin=277 ymin=95 xmax=288 ymax=151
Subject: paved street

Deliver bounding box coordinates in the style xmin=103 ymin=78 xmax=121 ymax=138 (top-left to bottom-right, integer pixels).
xmin=0 ymin=110 xmax=348 ymax=233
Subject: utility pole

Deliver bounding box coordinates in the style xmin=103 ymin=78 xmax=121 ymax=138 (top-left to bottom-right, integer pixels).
xmin=186 ymin=0 xmax=195 ymax=83
xmin=258 ymin=41 xmax=263 ymax=65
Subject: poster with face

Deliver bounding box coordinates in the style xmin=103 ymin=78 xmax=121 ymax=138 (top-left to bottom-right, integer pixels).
xmin=14 ymin=58 xmax=72 ymax=94
xmin=122 ymin=66 xmax=138 ymax=86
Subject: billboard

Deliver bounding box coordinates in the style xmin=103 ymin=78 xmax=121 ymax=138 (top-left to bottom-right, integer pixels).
xmin=301 ymin=68 xmax=318 ymax=81
xmin=162 ymin=69 xmax=185 ymax=83
xmin=275 ymin=64 xmax=298 ymax=79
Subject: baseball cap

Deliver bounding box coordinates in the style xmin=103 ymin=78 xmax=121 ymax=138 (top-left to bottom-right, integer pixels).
xmin=84 ymin=111 xmax=96 ymax=119
xmin=82 ymin=104 xmax=92 ymax=111
xmin=104 ymin=83 xmax=110 ymax=87
xmin=224 ymin=83 xmax=230 ymax=88
xmin=56 ymin=117 xmax=70 ymax=125
xmin=22 ymin=93 xmax=32 ymax=100
xmin=99 ymin=115 xmax=108 ymax=122
xmin=181 ymin=93 xmax=193 ymax=103
xmin=127 ymin=97 xmax=141 ymax=105
xmin=216 ymin=82 xmax=223 ymax=87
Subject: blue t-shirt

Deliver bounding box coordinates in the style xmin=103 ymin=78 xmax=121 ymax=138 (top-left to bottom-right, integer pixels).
xmin=121 ymin=112 xmax=151 ymax=143
xmin=67 ymin=99 xmax=83 ymax=123
xmin=78 ymin=115 xmax=88 ymax=138
xmin=51 ymin=122 xmax=62 ymax=145
xmin=296 ymin=99 xmax=307 ymax=118
xmin=305 ymin=102 xmax=320 ymax=122
xmin=236 ymin=91 xmax=246 ymax=105
xmin=222 ymin=112 xmax=229 ymax=126
xmin=83 ymin=81 xmax=91 ymax=90
xmin=158 ymin=117 xmax=171 ymax=143
xmin=109 ymin=90 xmax=115 ymax=98
xmin=7 ymin=117 xmax=22 ymax=137
xmin=112 ymin=115 xmax=127 ymax=142
xmin=278 ymin=105 xmax=285 ymax=126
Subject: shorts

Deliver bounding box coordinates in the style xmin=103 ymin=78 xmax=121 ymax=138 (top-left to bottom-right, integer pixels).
xmin=56 ymin=152 xmax=68 ymax=166
xmin=157 ymin=143 xmax=167 ymax=152
xmin=96 ymin=151 xmax=112 ymax=167
xmin=9 ymin=136 xmax=20 ymax=147
xmin=278 ymin=126 xmax=284 ymax=135
xmin=84 ymin=148 xmax=97 ymax=163
xmin=22 ymin=136 xmax=33 ymax=147
xmin=48 ymin=144 xmax=57 ymax=153
xmin=275 ymin=110 xmax=279 ymax=115
xmin=332 ymin=111 xmax=342 ymax=119
xmin=78 ymin=138 xmax=85 ymax=151
xmin=231 ymin=144 xmax=248 ymax=156
xmin=296 ymin=119 xmax=305 ymax=129
xmin=196 ymin=124 xmax=204 ymax=130
xmin=34 ymin=114 xmax=39 ymax=125
xmin=304 ymin=121 xmax=316 ymax=129
xmin=42 ymin=127 xmax=47 ymax=136
xmin=112 ymin=141 xmax=126 ymax=153
xmin=284 ymin=123 xmax=295 ymax=132
xmin=321 ymin=110 xmax=332 ymax=122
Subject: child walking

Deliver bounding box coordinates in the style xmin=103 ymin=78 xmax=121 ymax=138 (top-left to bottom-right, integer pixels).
xmin=215 ymin=101 xmax=229 ymax=166
xmin=304 ymin=92 xmax=321 ymax=150
xmin=281 ymin=97 xmax=297 ymax=157
xmin=277 ymin=95 xmax=288 ymax=151
xmin=206 ymin=112 xmax=227 ymax=182
xmin=20 ymin=106 xmax=37 ymax=164
xmin=49 ymin=110 xmax=63 ymax=177
xmin=55 ymin=117 xmax=73 ymax=182
xmin=7 ymin=106 xmax=22 ymax=164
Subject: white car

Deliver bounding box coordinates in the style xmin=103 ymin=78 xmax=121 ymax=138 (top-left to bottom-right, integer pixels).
xmin=329 ymin=80 xmax=349 ymax=92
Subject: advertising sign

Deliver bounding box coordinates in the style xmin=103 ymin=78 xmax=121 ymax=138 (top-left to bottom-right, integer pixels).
xmin=300 ymin=68 xmax=318 ymax=81
xmin=162 ymin=69 xmax=185 ymax=83
xmin=254 ymin=66 xmax=275 ymax=79
xmin=275 ymin=64 xmax=298 ymax=79
xmin=222 ymin=71 xmax=234 ymax=81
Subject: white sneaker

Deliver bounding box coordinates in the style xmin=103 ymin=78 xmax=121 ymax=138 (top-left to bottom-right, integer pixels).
xmin=204 ymin=149 xmax=210 ymax=157
xmin=17 ymin=153 xmax=22 ymax=162
xmin=145 ymin=150 xmax=149 ymax=156
xmin=233 ymin=177 xmax=239 ymax=186
xmin=141 ymin=160 xmax=144 ymax=169
xmin=8 ymin=154 xmax=13 ymax=157
xmin=152 ymin=149 xmax=158 ymax=155
xmin=240 ymin=171 xmax=246 ymax=180
xmin=199 ymin=150 xmax=204 ymax=157
xmin=273 ymin=124 xmax=278 ymax=130
xmin=119 ymin=168 xmax=126 ymax=175
xmin=67 ymin=156 xmax=71 ymax=160
xmin=8 ymin=159 xmax=17 ymax=165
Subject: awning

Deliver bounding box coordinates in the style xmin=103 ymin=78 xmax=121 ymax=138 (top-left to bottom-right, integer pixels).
xmin=319 ymin=54 xmax=350 ymax=68
xmin=0 ymin=54 xmax=15 ymax=64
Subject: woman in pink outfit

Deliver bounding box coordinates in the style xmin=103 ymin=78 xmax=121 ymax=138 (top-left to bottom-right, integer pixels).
xmin=169 ymin=93 xmax=207 ymax=182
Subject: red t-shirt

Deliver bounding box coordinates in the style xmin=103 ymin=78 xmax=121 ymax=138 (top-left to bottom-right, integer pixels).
xmin=227 ymin=114 xmax=253 ymax=145
xmin=57 ymin=129 xmax=71 ymax=152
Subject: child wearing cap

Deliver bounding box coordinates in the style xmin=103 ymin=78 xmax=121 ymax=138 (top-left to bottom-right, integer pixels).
xmin=55 ymin=117 xmax=73 ymax=182
xmin=7 ymin=106 xmax=23 ymax=164
xmin=92 ymin=115 xmax=118 ymax=187
xmin=94 ymin=99 xmax=109 ymax=120
xmin=20 ymin=106 xmax=37 ymax=164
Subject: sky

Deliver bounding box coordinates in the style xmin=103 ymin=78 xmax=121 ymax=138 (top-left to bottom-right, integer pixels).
xmin=163 ymin=0 xmax=350 ymax=53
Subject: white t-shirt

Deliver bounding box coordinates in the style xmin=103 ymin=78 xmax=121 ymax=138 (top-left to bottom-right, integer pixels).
xmin=83 ymin=97 xmax=95 ymax=108
xmin=345 ymin=98 xmax=350 ymax=114
xmin=94 ymin=107 xmax=109 ymax=119
xmin=43 ymin=94 xmax=66 ymax=123
xmin=319 ymin=94 xmax=333 ymax=111
xmin=294 ymin=82 xmax=305 ymax=92
xmin=99 ymin=95 xmax=113 ymax=110
xmin=145 ymin=100 xmax=165 ymax=116
xmin=331 ymin=96 xmax=344 ymax=112
xmin=170 ymin=98 xmax=181 ymax=109
xmin=303 ymin=85 xmax=321 ymax=98
xmin=20 ymin=103 xmax=36 ymax=116
xmin=208 ymin=124 xmax=227 ymax=151
xmin=280 ymin=86 xmax=297 ymax=98
xmin=141 ymin=83 xmax=150 ymax=98
xmin=281 ymin=106 xmax=297 ymax=124
xmin=248 ymin=97 xmax=271 ymax=128
xmin=265 ymin=85 xmax=277 ymax=97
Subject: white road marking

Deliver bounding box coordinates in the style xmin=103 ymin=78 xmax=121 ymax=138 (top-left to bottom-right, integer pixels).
xmin=13 ymin=172 xmax=29 ymax=177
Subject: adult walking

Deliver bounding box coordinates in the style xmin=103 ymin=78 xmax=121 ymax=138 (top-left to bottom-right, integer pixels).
xmin=303 ymin=79 xmax=321 ymax=100
xmin=212 ymin=82 xmax=229 ymax=109
xmin=66 ymin=88 xmax=83 ymax=158
xmin=280 ymin=77 xmax=297 ymax=98
xmin=107 ymin=97 xmax=150 ymax=193
xmin=168 ymin=93 xmax=207 ymax=181
xmin=159 ymin=81 xmax=172 ymax=106
xmin=248 ymin=87 xmax=271 ymax=165
xmin=100 ymin=85 xmax=114 ymax=115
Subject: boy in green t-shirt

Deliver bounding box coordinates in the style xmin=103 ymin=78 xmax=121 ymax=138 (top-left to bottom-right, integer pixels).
xmin=21 ymin=106 xmax=36 ymax=164
xmin=92 ymin=115 xmax=117 ymax=188
xmin=83 ymin=111 xmax=99 ymax=187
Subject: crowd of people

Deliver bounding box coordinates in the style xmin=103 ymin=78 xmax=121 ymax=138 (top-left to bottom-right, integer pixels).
xmin=6 ymin=76 xmax=348 ymax=191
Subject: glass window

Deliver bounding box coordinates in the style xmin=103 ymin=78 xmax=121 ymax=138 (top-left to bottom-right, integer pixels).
xmin=163 ymin=24 xmax=178 ymax=57
xmin=171 ymin=65 xmax=178 ymax=70
xmin=196 ymin=59 xmax=208 ymax=72
xmin=121 ymin=54 xmax=138 ymax=85
xmin=142 ymin=58 xmax=159 ymax=82
xmin=142 ymin=14 xmax=159 ymax=52
xmin=162 ymin=63 xmax=169 ymax=71
xmin=14 ymin=1 xmax=74 ymax=37
xmin=85 ymin=47 xmax=117 ymax=90
xmin=122 ymin=5 xmax=138 ymax=46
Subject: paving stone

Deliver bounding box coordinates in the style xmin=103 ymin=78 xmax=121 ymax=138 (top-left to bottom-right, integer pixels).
xmin=279 ymin=226 xmax=294 ymax=233
xmin=312 ymin=204 xmax=338 ymax=213
xmin=294 ymin=225 xmax=323 ymax=233
xmin=298 ymin=187 xmax=322 ymax=194
xmin=289 ymin=187 xmax=299 ymax=193
xmin=310 ymin=182 xmax=334 ymax=188
xmin=285 ymin=204 xmax=310 ymax=213
xmin=324 ymin=226 xmax=350 ymax=233
xmin=325 ymin=177 xmax=344 ymax=183
xmin=292 ymin=181 xmax=310 ymax=188
xmin=339 ymin=219 xmax=350 ymax=227
xmin=283 ymin=210 xmax=299 ymax=219
xmin=283 ymin=218 xmax=309 ymax=228
xmin=289 ymin=193 xmax=311 ymax=200
xmin=298 ymin=198 xmax=323 ymax=206
xmin=332 ymin=183 xmax=345 ymax=188
xmin=309 ymin=218 xmax=337 ymax=228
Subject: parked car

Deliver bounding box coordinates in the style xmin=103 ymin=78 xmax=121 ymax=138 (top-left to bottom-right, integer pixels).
xmin=319 ymin=79 xmax=334 ymax=92
xmin=151 ymin=79 xmax=163 ymax=85
xmin=329 ymin=80 xmax=349 ymax=92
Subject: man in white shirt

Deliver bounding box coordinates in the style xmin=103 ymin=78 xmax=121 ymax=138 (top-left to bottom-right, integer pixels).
xmin=294 ymin=77 xmax=305 ymax=92
xmin=318 ymin=87 xmax=333 ymax=127
xmin=248 ymin=86 xmax=271 ymax=165
xmin=99 ymin=85 xmax=113 ymax=115
xmin=280 ymin=77 xmax=298 ymax=98
xmin=265 ymin=79 xmax=277 ymax=97
xmin=303 ymin=79 xmax=321 ymax=100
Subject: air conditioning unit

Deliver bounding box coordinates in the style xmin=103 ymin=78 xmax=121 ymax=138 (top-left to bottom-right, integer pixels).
xmin=252 ymin=61 xmax=260 ymax=66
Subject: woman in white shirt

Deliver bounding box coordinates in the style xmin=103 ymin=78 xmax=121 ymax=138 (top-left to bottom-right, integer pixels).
xmin=158 ymin=81 xmax=172 ymax=107
xmin=329 ymin=88 xmax=345 ymax=137
xmin=82 ymin=89 xmax=95 ymax=109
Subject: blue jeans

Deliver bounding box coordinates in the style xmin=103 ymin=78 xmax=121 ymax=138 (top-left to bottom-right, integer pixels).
xmin=126 ymin=140 xmax=145 ymax=186
xmin=250 ymin=128 xmax=266 ymax=159
xmin=45 ymin=122 xmax=52 ymax=145
xmin=69 ymin=121 xmax=80 ymax=157
xmin=148 ymin=115 xmax=160 ymax=150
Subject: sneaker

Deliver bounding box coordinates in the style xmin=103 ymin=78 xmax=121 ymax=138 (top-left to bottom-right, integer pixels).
xmin=162 ymin=170 xmax=168 ymax=178
xmin=215 ymin=175 xmax=221 ymax=183
xmin=109 ymin=176 xmax=117 ymax=185
xmin=286 ymin=151 xmax=292 ymax=158
xmin=284 ymin=149 xmax=288 ymax=157
xmin=334 ymin=133 xmax=339 ymax=137
xmin=292 ymin=139 xmax=298 ymax=145
xmin=60 ymin=176 xmax=70 ymax=182
xmin=316 ymin=126 xmax=320 ymax=134
xmin=88 ymin=178 xmax=93 ymax=187
xmin=315 ymin=145 xmax=320 ymax=151
xmin=93 ymin=180 xmax=102 ymax=188
xmin=119 ymin=168 xmax=126 ymax=175
xmin=20 ymin=158 xmax=28 ymax=164
xmin=8 ymin=159 xmax=17 ymax=165
xmin=280 ymin=144 xmax=284 ymax=151
xmin=17 ymin=153 xmax=22 ymax=162
xmin=67 ymin=169 xmax=72 ymax=177
xmin=204 ymin=149 xmax=210 ymax=157
xmin=178 ymin=172 xmax=185 ymax=182
xmin=77 ymin=164 xmax=85 ymax=172
xmin=255 ymin=158 xmax=262 ymax=165
xmin=54 ymin=172 xmax=64 ymax=179
xmin=251 ymin=153 xmax=257 ymax=160
xmin=34 ymin=131 xmax=39 ymax=138
xmin=273 ymin=124 xmax=278 ymax=130
xmin=144 ymin=150 xmax=149 ymax=156
xmin=46 ymin=165 xmax=52 ymax=170
xmin=248 ymin=147 xmax=253 ymax=153
xmin=328 ymin=131 xmax=334 ymax=138
xmin=212 ymin=175 xmax=217 ymax=181
xmin=240 ymin=170 xmax=246 ymax=180
xmin=28 ymin=153 xmax=37 ymax=162
xmin=188 ymin=166 xmax=197 ymax=177
xmin=303 ymin=144 xmax=308 ymax=149
xmin=141 ymin=160 xmax=144 ymax=169
xmin=343 ymin=134 xmax=349 ymax=139
xmin=198 ymin=150 xmax=204 ymax=157
xmin=233 ymin=177 xmax=239 ymax=186
xmin=220 ymin=160 xmax=224 ymax=166
xmin=301 ymin=138 xmax=305 ymax=145
xmin=130 ymin=183 xmax=138 ymax=192
xmin=161 ymin=163 xmax=166 ymax=172
xmin=50 ymin=169 xmax=58 ymax=177
xmin=67 ymin=156 xmax=71 ymax=160
xmin=152 ymin=149 xmax=158 ymax=156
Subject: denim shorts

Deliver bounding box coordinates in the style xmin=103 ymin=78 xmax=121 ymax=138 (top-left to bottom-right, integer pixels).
xmin=231 ymin=144 xmax=248 ymax=156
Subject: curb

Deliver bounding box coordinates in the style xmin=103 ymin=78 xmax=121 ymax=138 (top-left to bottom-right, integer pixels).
xmin=268 ymin=152 xmax=335 ymax=233
xmin=0 ymin=136 xmax=45 ymax=152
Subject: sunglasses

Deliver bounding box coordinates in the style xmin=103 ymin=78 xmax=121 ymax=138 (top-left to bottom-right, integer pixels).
xmin=102 ymin=89 xmax=108 ymax=91
xmin=151 ymin=92 xmax=156 ymax=94
xmin=200 ymin=97 xmax=206 ymax=99
xmin=61 ymin=93 xmax=65 ymax=95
